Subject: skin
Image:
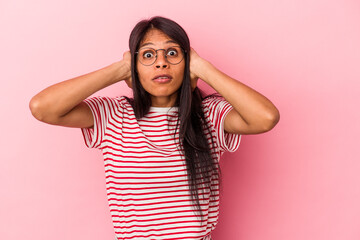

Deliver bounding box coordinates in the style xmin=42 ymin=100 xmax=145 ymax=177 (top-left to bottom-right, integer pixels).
xmin=29 ymin=28 xmax=280 ymax=134
xmin=136 ymin=29 xmax=185 ymax=107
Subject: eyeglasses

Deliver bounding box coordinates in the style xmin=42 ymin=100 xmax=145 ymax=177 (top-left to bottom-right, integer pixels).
xmin=135 ymin=46 xmax=186 ymax=66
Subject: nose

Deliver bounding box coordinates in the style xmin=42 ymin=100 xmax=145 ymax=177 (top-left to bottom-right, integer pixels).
xmin=155 ymin=49 xmax=168 ymax=68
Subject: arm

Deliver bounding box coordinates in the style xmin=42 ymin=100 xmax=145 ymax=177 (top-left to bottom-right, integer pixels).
xmin=190 ymin=48 xmax=280 ymax=135
xmin=29 ymin=51 xmax=132 ymax=128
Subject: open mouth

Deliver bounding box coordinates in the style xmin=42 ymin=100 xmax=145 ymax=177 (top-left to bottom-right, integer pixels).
xmin=153 ymin=75 xmax=172 ymax=83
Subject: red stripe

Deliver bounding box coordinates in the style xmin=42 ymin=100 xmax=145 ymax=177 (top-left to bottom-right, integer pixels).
xmin=103 ymin=139 xmax=178 ymax=148
xmin=107 ymin=197 xmax=218 ymax=207
xmin=106 ymin=182 xmax=216 ymax=191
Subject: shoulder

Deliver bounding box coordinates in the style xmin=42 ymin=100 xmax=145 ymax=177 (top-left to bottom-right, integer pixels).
xmin=114 ymin=96 xmax=133 ymax=108
xmin=201 ymin=94 xmax=226 ymax=111
xmin=86 ymin=95 xmax=132 ymax=110
xmin=201 ymin=94 xmax=234 ymax=125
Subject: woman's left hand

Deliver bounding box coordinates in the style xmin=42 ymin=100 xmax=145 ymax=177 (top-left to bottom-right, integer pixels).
xmin=189 ymin=47 xmax=205 ymax=91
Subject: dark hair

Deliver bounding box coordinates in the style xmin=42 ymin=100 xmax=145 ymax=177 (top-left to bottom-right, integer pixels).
xmin=126 ymin=16 xmax=222 ymax=221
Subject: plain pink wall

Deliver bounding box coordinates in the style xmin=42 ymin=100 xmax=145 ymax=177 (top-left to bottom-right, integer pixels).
xmin=1 ymin=0 xmax=359 ymax=239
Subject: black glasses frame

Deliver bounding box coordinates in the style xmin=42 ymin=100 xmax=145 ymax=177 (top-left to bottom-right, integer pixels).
xmin=135 ymin=46 xmax=187 ymax=66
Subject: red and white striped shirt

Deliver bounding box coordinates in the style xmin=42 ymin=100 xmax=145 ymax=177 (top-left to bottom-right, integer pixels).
xmin=81 ymin=96 xmax=241 ymax=240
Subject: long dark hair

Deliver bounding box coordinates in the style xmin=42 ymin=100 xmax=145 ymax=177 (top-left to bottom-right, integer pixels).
xmin=126 ymin=16 xmax=222 ymax=221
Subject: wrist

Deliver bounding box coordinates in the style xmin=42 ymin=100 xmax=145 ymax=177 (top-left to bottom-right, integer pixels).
xmin=108 ymin=61 xmax=131 ymax=83
xmin=195 ymin=59 xmax=213 ymax=81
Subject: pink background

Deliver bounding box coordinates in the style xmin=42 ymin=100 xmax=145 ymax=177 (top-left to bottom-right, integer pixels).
xmin=1 ymin=0 xmax=360 ymax=239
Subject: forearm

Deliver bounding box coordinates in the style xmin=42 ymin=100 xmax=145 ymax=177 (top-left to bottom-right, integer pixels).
xmin=198 ymin=59 xmax=279 ymax=130
xmin=30 ymin=61 xmax=128 ymax=120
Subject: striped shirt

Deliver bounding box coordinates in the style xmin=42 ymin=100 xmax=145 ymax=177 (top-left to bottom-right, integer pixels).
xmin=81 ymin=96 xmax=241 ymax=240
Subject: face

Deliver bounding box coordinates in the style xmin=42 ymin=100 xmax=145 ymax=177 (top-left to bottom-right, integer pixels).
xmin=136 ymin=28 xmax=185 ymax=107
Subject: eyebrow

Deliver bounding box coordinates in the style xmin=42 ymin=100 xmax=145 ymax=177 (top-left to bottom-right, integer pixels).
xmin=139 ymin=40 xmax=179 ymax=49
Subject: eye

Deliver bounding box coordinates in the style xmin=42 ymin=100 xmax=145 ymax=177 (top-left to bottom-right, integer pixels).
xmin=142 ymin=50 xmax=155 ymax=59
xmin=167 ymin=48 xmax=178 ymax=57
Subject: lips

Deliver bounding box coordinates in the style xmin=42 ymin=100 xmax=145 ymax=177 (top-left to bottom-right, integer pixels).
xmin=152 ymin=74 xmax=172 ymax=81
xmin=152 ymin=74 xmax=172 ymax=83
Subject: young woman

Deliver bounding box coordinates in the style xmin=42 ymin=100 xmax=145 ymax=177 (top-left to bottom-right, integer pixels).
xmin=30 ymin=16 xmax=279 ymax=240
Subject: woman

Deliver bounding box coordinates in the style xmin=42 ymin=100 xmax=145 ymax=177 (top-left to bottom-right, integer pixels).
xmin=30 ymin=16 xmax=279 ymax=240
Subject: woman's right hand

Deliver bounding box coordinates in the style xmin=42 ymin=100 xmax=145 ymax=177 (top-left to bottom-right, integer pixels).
xmin=121 ymin=50 xmax=132 ymax=89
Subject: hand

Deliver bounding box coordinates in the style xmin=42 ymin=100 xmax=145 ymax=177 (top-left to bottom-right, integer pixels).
xmin=122 ymin=50 xmax=132 ymax=89
xmin=189 ymin=47 xmax=203 ymax=91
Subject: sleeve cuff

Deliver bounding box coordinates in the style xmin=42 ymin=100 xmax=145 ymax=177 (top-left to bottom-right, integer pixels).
xmin=218 ymin=104 xmax=242 ymax=153
xmin=80 ymin=98 xmax=102 ymax=149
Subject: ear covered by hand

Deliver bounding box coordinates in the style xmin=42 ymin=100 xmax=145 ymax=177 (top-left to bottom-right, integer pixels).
xmin=189 ymin=47 xmax=203 ymax=91
xmin=122 ymin=50 xmax=132 ymax=89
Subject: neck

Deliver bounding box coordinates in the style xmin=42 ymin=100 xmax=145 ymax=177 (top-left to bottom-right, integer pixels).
xmin=151 ymin=94 xmax=178 ymax=107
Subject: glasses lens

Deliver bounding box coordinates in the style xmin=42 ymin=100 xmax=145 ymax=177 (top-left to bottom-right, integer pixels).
xmin=166 ymin=46 xmax=184 ymax=64
xmin=138 ymin=48 xmax=157 ymax=66
xmin=138 ymin=46 xmax=184 ymax=65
